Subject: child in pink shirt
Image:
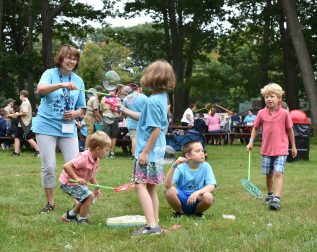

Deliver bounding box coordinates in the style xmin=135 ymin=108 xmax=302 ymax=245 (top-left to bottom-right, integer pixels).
xmin=247 ymin=83 xmax=297 ymax=211
xmin=59 ymin=131 xmax=111 ymax=224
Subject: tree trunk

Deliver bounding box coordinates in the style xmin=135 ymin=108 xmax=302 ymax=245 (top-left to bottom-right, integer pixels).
xmin=168 ymin=0 xmax=185 ymax=120
xmin=40 ymin=0 xmax=69 ymax=69
xmin=259 ymin=0 xmax=271 ymax=87
xmin=278 ymin=15 xmax=299 ymax=110
xmin=279 ymin=0 xmax=317 ymax=131
xmin=0 ymin=0 xmax=4 ymax=42
xmin=27 ymin=0 xmax=36 ymax=111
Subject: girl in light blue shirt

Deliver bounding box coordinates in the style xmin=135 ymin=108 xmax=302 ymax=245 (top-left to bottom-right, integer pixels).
xmin=121 ymin=60 xmax=176 ymax=237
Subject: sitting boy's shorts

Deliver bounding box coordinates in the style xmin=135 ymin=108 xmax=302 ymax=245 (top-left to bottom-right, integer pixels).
xmin=177 ymin=189 xmax=200 ymax=215
xmin=60 ymin=184 xmax=93 ymax=203
xmin=261 ymin=155 xmax=287 ymax=175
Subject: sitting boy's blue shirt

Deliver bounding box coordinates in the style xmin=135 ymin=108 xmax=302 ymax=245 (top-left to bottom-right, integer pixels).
xmin=173 ymin=162 xmax=217 ymax=195
xmin=135 ymin=92 xmax=168 ymax=162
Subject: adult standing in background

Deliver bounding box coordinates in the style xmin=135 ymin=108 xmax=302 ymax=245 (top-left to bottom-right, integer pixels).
xmin=123 ymin=82 xmax=147 ymax=159
xmin=32 ymin=44 xmax=86 ymax=213
xmin=84 ymin=85 xmax=103 ymax=140
xmin=9 ymin=90 xmax=40 ymax=156
xmin=4 ymin=98 xmax=15 ymax=135
xmin=181 ymin=103 xmax=196 ymax=127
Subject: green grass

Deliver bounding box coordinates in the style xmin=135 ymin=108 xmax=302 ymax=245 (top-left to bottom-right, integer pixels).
xmin=1 ymin=137 xmax=317 ymax=252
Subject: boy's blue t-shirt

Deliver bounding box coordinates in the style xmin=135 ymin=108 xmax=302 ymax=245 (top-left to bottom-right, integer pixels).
xmin=124 ymin=92 xmax=148 ymax=130
xmin=173 ymin=162 xmax=217 ymax=195
xmin=135 ymin=92 xmax=168 ymax=162
xmin=31 ymin=68 xmax=86 ymax=138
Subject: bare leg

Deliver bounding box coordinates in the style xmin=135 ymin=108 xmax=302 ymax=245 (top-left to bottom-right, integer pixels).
xmin=79 ymin=195 xmax=93 ymax=217
xmin=44 ymin=188 xmax=55 ymax=206
xmin=274 ymin=172 xmax=283 ymax=197
xmin=14 ymin=138 xmax=20 ymax=153
xmin=266 ymin=173 xmax=274 ymax=193
xmin=165 ymin=186 xmax=183 ymax=213
xmin=195 ymin=193 xmax=213 ymax=213
xmin=136 ymin=183 xmax=156 ymax=227
xmin=147 ymin=184 xmax=159 ymax=224
xmin=27 ymin=139 xmax=40 ymax=152
xmin=131 ymin=138 xmax=136 ymax=156
xmin=111 ymin=138 xmax=116 ymax=153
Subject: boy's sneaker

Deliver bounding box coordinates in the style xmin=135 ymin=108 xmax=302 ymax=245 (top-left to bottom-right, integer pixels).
xmin=109 ymin=152 xmax=115 ymax=158
xmin=12 ymin=152 xmax=20 ymax=157
xmin=172 ymin=212 xmax=184 ymax=218
xmin=39 ymin=202 xmax=55 ymax=213
xmin=269 ymin=197 xmax=281 ymax=211
xmin=34 ymin=151 xmax=40 ymax=157
xmin=61 ymin=211 xmax=78 ymax=223
xmin=77 ymin=218 xmax=90 ymax=225
xmin=194 ymin=212 xmax=205 ymax=218
xmin=264 ymin=194 xmax=274 ymax=205
xmin=131 ymin=225 xmax=161 ymax=237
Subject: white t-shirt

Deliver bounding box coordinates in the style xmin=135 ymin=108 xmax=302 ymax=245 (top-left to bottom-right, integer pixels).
xmin=181 ymin=108 xmax=194 ymax=125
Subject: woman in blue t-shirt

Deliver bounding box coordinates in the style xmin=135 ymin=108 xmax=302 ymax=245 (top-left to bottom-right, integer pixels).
xmin=32 ymin=44 xmax=86 ymax=213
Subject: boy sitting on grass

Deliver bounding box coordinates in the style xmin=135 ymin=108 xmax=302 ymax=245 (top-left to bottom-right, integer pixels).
xmin=164 ymin=140 xmax=217 ymax=217
xmin=59 ymin=131 xmax=111 ymax=224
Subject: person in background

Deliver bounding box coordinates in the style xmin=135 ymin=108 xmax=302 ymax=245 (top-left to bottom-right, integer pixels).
xmin=9 ymin=90 xmax=40 ymax=157
xmin=76 ymin=115 xmax=88 ymax=152
xmin=206 ymin=107 xmax=222 ymax=144
xmin=181 ymin=103 xmax=196 ymax=127
xmin=243 ymin=110 xmax=257 ymax=125
xmin=4 ymin=98 xmax=15 ymax=137
xmin=100 ymin=89 xmax=121 ymax=158
xmin=194 ymin=113 xmax=208 ymax=133
xmin=32 ymin=44 xmax=86 ymax=213
xmin=124 ymin=82 xmax=147 ymax=159
xmin=84 ymin=85 xmax=103 ymax=142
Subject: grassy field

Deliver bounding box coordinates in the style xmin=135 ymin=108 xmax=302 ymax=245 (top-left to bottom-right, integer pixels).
xmin=0 ymin=137 xmax=316 ymax=252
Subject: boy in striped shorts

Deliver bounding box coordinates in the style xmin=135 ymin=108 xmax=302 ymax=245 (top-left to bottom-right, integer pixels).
xmin=247 ymin=83 xmax=297 ymax=210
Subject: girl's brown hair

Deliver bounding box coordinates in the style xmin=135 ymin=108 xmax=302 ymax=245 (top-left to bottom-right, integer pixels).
xmin=140 ymin=60 xmax=176 ymax=91
xmin=54 ymin=44 xmax=80 ymax=71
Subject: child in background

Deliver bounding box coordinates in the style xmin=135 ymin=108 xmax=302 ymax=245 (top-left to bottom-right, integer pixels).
xmin=164 ymin=140 xmax=217 ymax=217
xmin=120 ymin=60 xmax=175 ymax=236
xmin=247 ymin=83 xmax=297 ymax=211
xmin=59 ymin=131 xmax=111 ymax=224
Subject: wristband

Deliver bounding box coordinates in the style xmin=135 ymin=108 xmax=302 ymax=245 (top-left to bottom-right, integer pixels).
xmin=249 ymin=137 xmax=254 ymax=144
xmin=171 ymin=163 xmax=178 ymax=169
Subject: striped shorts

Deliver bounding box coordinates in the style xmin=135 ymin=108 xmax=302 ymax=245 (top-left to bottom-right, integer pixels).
xmin=261 ymin=155 xmax=288 ymax=175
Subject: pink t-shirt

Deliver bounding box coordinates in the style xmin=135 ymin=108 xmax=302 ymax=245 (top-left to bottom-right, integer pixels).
xmin=59 ymin=150 xmax=100 ymax=185
xmin=206 ymin=114 xmax=221 ymax=131
xmin=254 ymin=106 xmax=293 ymax=156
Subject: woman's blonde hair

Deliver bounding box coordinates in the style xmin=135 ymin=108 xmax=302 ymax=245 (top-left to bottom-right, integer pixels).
xmin=260 ymin=83 xmax=285 ymax=98
xmin=55 ymin=44 xmax=80 ymax=70
xmin=86 ymin=131 xmax=111 ymax=150
xmin=140 ymin=60 xmax=176 ymax=91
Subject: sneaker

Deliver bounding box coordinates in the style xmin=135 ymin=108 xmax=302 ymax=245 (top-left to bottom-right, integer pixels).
xmin=11 ymin=152 xmax=20 ymax=157
xmin=269 ymin=197 xmax=281 ymax=211
xmin=131 ymin=225 xmax=161 ymax=237
xmin=264 ymin=194 xmax=274 ymax=205
xmin=77 ymin=218 xmax=90 ymax=225
xmin=194 ymin=212 xmax=205 ymax=218
xmin=39 ymin=202 xmax=55 ymax=213
xmin=172 ymin=212 xmax=184 ymax=218
xmin=61 ymin=211 xmax=78 ymax=223
xmin=109 ymin=152 xmax=115 ymax=158
xmin=34 ymin=151 xmax=40 ymax=157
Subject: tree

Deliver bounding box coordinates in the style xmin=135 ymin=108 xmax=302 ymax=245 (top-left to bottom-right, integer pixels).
xmin=279 ymin=0 xmax=317 ymax=130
